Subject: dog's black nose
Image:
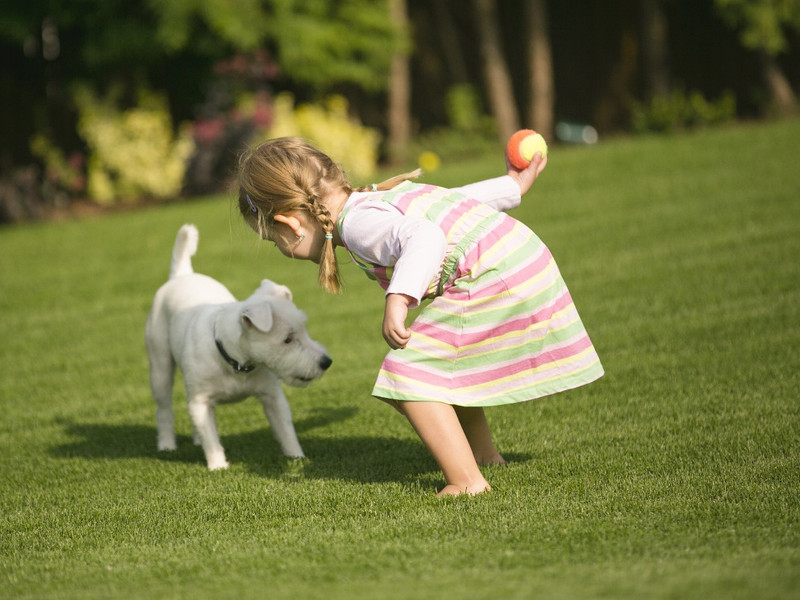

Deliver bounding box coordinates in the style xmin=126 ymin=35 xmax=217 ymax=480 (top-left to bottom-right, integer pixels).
xmin=319 ymin=355 xmax=333 ymax=371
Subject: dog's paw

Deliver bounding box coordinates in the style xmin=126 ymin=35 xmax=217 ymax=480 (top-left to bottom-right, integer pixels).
xmin=207 ymin=456 xmax=230 ymax=470
xmin=157 ymin=439 xmax=177 ymax=452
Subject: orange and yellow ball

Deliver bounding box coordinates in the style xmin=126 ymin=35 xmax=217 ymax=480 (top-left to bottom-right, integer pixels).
xmin=506 ymin=129 xmax=548 ymax=169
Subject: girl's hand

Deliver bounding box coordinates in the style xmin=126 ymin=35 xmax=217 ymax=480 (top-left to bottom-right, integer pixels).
xmin=506 ymin=151 xmax=548 ymax=197
xmin=383 ymin=294 xmax=413 ymax=349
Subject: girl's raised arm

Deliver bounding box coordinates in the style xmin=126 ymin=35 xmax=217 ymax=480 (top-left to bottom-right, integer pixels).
xmin=452 ymin=151 xmax=548 ymax=212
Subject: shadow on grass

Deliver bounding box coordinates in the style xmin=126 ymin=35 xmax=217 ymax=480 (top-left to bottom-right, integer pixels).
xmin=50 ymin=406 xmax=517 ymax=484
xmin=50 ymin=406 xmax=532 ymax=485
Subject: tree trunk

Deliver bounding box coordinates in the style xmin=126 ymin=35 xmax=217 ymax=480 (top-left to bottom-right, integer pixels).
xmin=641 ymin=0 xmax=670 ymax=99
xmin=759 ymin=51 xmax=798 ymax=115
xmin=433 ymin=0 xmax=468 ymax=84
xmin=473 ymin=0 xmax=519 ymax=142
xmin=387 ymin=0 xmax=412 ymax=164
xmin=525 ymin=0 xmax=555 ymax=141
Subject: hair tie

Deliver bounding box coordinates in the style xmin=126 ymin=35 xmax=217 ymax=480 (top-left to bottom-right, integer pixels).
xmin=324 ymin=233 xmax=333 ymax=240
xmin=371 ymin=183 xmax=378 ymax=192
xmin=246 ymin=194 xmax=257 ymax=214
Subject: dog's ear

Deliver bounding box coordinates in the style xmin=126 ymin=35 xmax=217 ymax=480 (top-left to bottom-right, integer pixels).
xmin=242 ymin=302 xmax=274 ymax=332
xmin=256 ymin=279 xmax=293 ymax=301
xmin=271 ymin=284 xmax=292 ymax=301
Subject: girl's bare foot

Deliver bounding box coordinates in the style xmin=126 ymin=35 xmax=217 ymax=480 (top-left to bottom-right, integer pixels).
xmin=437 ymin=481 xmax=492 ymax=497
xmin=453 ymin=407 xmax=505 ymax=466
xmin=476 ymin=452 xmax=506 ymax=466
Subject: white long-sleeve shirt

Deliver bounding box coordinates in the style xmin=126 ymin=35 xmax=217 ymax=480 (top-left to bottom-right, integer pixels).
xmin=339 ymin=175 xmax=522 ymax=307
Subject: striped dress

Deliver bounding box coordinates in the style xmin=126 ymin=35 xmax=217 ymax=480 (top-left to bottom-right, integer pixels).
xmin=338 ymin=181 xmax=603 ymax=407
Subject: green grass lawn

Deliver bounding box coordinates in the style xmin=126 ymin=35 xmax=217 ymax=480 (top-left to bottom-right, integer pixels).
xmin=1 ymin=120 xmax=798 ymax=600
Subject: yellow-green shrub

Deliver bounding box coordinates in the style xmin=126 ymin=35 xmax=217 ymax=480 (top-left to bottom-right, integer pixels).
xmin=264 ymin=93 xmax=380 ymax=181
xmin=74 ymin=86 xmax=195 ymax=204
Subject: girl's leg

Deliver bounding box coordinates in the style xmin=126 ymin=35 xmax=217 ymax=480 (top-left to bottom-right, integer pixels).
xmin=400 ymin=401 xmax=491 ymax=497
xmin=453 ymin=406 xmax=506 ymax=466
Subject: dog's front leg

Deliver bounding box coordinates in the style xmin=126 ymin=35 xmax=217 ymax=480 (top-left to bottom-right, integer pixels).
xmin=188 ymin=398 xmax=229 ymax=470
xmin=259 ymin=386 xmax=304 ymax=458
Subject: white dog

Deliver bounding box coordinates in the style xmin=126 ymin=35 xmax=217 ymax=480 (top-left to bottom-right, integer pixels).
xmin=145 ymin=224 xmax=331 ymax=470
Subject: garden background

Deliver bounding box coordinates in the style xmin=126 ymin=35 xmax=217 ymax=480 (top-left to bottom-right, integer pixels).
xmin=2 ymin=0 xmax=800 ymax=219
xmin=1 ymin=1 xmax=799 ymax=598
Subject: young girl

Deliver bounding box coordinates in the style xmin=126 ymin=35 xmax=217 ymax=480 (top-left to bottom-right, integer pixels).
xmin=237 ymin=137 xmax=603 ymax=496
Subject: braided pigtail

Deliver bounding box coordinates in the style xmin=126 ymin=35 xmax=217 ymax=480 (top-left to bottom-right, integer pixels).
xmin=290 ymin=145 xmax=351 ymax=295
xmin=304 ymin=188 xmax=342 ymax=294
xmin=354 ymin=168 xmax=422 ymax=193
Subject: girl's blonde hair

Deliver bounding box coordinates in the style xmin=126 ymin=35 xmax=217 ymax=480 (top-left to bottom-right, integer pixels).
xmin=237 ymin=137 xmax=420 ymax=294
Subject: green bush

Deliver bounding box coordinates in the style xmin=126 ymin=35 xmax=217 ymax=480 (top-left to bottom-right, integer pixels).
xmin=631 ymin=87 xmax=737 ymax=133
xmin=29 ymin=134 xmax=85 ymax=195
xmin=74 ymin=86 xmax=195 ymax=204
xmin=265 ymin=93 xmax=380 ymax=181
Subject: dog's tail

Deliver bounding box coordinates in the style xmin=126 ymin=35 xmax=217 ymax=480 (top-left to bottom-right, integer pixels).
xmin=170 ymin=224 xmax=199 ymax=279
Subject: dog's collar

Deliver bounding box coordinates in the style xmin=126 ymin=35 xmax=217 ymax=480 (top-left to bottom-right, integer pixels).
xmin=214 ymin=336 xmax=255 ymax=374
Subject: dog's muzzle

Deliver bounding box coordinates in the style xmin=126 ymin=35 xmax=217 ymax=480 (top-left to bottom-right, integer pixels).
xmin=297 ymin=356 xmax=332 ymax=383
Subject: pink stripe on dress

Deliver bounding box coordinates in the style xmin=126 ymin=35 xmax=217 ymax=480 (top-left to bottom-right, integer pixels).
xmin=413 ymin=290 xmax=576 ymax=349
xmin=393 ymin=185 xmax=433 ymax=213
xmin=381 ymin=334 xmax=595 ymax=391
